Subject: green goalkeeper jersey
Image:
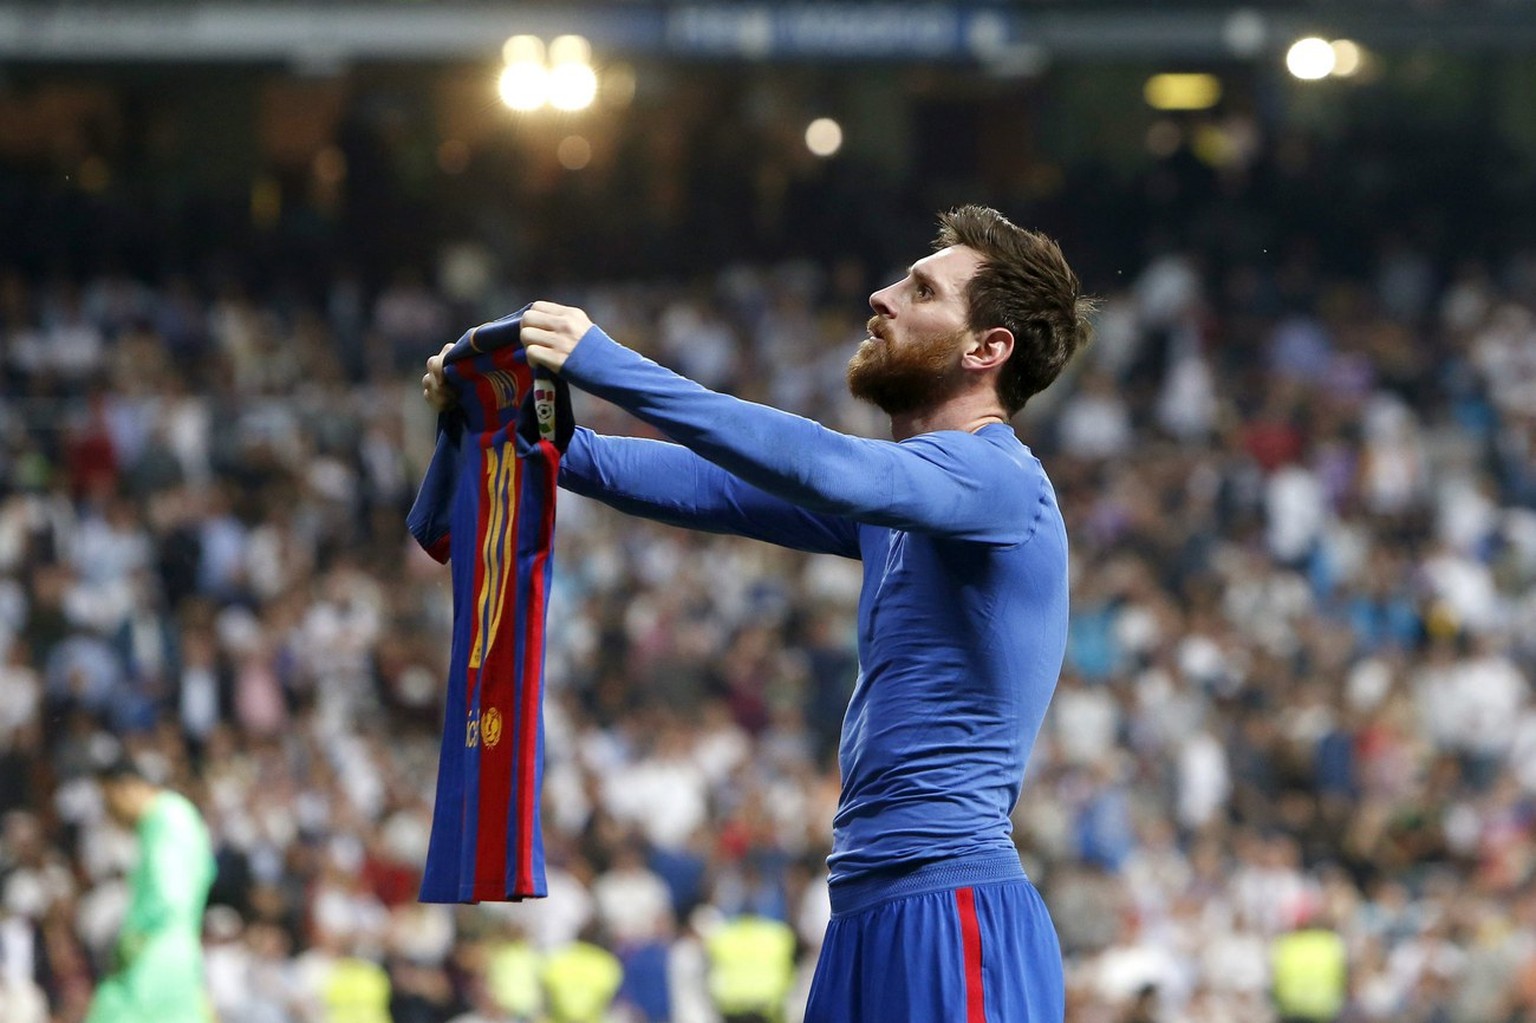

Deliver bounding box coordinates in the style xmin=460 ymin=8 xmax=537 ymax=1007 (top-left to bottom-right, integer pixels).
xmin=86 ymin=790 xmax=216 ymax=1023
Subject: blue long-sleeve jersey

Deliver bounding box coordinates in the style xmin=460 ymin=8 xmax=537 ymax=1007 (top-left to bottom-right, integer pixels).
xmin=558 ymin=327 xmax=1069 ymax=896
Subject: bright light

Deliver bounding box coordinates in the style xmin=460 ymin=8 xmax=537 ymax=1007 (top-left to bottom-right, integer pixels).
xmin=502 ymin=34 xmax=545 ymax=66
xmin=557 ymin=135 xmax=592 ymax=171
xmin=1143 ymin=73 xmax=1223 ymax=111
xmin=498 ymin=33 xmax=599 ymax=114
xmin=1286 ymin=37 xmax=1336 ymax=80
xmin=805 ymin=117 xmax=843 ymax=158
xmin=1331 ymin=39 xmax=1363 ymax=77
xmin=549 ymin=35 xmax=592 ymax=66
xmin=499 ymin=62 xmax=549 ymax=112
xmin=548 ymin=63 xmax=598 ymax=111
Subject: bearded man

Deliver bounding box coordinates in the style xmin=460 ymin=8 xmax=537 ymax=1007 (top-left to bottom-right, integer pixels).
xmin=424 ymin=205 xmax=1093 ymax=1022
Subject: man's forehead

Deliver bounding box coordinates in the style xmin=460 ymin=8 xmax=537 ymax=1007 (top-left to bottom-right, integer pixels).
xmin=911 ymin=245 xmax=983 ymax=287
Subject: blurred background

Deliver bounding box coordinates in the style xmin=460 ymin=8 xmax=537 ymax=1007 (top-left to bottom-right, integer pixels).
xmin=2 ymin=1 xmax=1536 ymax=1021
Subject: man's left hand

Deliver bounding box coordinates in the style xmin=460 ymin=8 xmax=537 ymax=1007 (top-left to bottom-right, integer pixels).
xmin=520 ymin=301 xmax=594 ymax=374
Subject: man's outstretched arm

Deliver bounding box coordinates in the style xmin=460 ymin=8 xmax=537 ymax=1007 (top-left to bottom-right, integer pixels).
xmin=562 ymin=427 xmax=860 ymax=558
xmin=420 ymin=341 xmax=859 ymax=558
xmin=521 ymin=304 xmax=1040 ymax=545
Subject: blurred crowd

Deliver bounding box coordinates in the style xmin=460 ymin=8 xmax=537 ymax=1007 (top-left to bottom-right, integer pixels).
xmin=1 ymin=230 xmax=1536 ymax=1023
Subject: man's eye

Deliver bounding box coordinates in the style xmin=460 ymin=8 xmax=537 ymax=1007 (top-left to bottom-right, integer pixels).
xmin=915 ymin=284 xmax=932 ymax=299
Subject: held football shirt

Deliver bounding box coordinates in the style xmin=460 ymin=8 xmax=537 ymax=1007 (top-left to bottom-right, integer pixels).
xmin=407 ymin=307 xmax=573 ymax=903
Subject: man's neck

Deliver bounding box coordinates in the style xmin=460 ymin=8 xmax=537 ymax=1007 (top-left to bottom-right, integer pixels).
xmin=888 ymin=392 xmax=1009 ymax=441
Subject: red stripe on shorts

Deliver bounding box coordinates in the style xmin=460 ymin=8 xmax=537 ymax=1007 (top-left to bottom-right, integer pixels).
xmin=955 ymin=886 xmax=987 ymax=1023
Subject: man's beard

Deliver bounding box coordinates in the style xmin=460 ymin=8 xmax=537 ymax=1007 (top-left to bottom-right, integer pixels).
xmin=846 ymin=317 xmax=967 ymax=416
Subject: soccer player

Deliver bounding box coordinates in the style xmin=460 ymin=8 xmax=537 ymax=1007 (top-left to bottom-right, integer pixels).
xmin=423 ymin=205 xmax=1092 ymax=1022
xmin=86 ymin=756 xmax=216 ymax=1023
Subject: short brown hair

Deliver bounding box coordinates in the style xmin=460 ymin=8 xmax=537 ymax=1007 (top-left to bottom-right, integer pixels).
xmin=936 ymin=205 xmax=1095 ymax=415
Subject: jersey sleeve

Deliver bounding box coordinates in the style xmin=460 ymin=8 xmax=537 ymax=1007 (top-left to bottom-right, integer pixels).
xmin=561 ymin=327 xmax=1038 ymax=544
xmin=406 ymin=412 xmax=463 ymax=564
xmin=560 ymin=427 xmax=861 ymax=558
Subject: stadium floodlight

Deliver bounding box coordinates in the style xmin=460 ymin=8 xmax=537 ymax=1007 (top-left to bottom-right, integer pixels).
xmin=503 ymin=34 xmax=545 ymax=66
xmin=542 ymin=34 xmax=598 ymax=112
xmin=499 ymin=61 xmax=549 ymax=112
xmin=548 ymin=63 xmax=599 ymax=112
xmin=548 ymin=35 xmax=592 ymax=67
xmin=1143 ymin=74 xmax=1223 ymax=112
xmin=1330 ymin=39 xmax=1364 ymax=78
xmin=805 ymin=118 xmax=844 ymax=158
xmin=1286 ymin=37 xmax=1336 ymax=80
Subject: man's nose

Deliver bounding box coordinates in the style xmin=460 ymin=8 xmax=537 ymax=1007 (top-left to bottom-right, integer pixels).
xmin=868 ymin=286 xmax=896 ymax=318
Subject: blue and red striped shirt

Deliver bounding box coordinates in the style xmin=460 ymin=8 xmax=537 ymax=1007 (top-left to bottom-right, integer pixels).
xmin=408 ymin=308 xmax=571 ymax=902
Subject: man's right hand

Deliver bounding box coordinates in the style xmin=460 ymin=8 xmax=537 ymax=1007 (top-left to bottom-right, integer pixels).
xmin=421 ymin=342 xmax=456 ymax=412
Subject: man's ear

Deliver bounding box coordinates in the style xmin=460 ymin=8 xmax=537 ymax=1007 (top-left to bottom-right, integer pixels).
xmin=963 ymin=327 xmax=1014 ymax=372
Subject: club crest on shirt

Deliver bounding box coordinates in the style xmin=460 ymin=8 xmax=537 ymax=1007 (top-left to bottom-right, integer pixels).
xmin=482 ymin=707 xmax=503 ymax=748
xmin=533 ymin=378 xmax=558 ymax=441
xmin=485 ymin=371 xmax=520 ymax=410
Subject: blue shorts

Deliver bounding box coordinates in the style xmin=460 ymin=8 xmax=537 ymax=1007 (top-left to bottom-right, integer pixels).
xmin=805 ymin=866 xmax=1064 ymax=1023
